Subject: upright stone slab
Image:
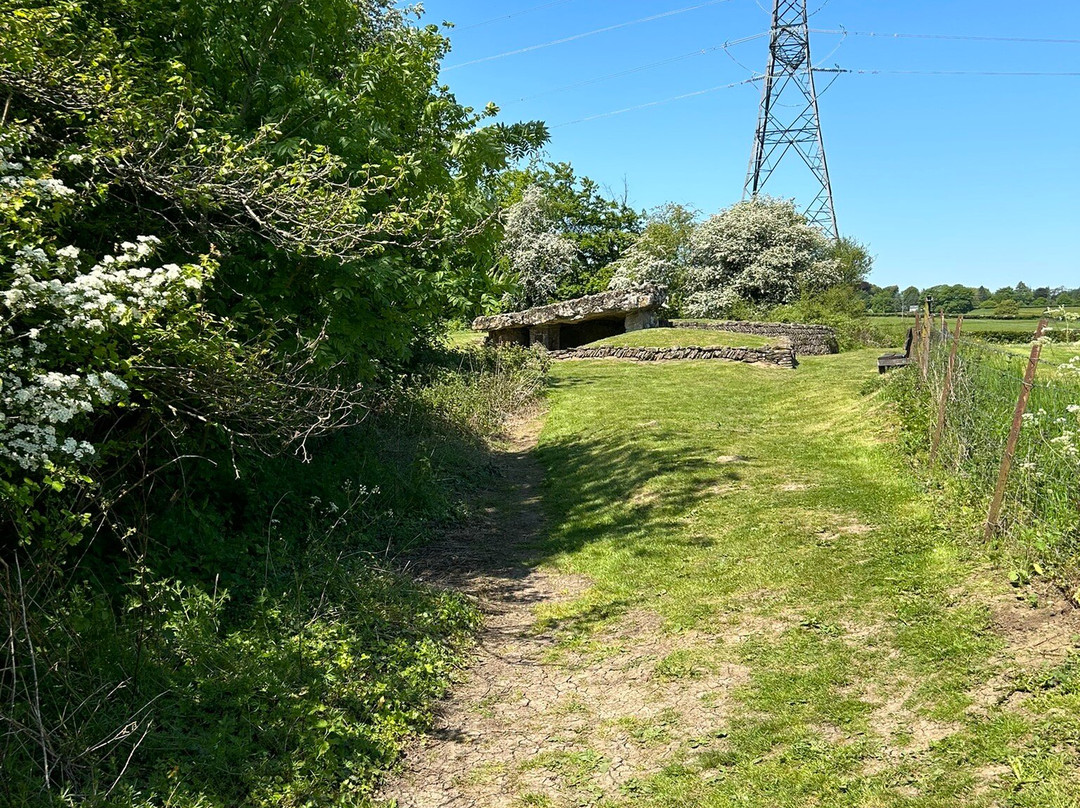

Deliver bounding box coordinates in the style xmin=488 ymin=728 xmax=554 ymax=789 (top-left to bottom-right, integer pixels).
xmin=625 ymin=310 xmax=658 ymax=332
xmin=528 ymin=324 xmax=561 ymax=350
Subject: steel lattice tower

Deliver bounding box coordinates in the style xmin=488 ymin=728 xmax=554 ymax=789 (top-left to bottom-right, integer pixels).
xmin=745 ymin=0 xmax=838 ymax=239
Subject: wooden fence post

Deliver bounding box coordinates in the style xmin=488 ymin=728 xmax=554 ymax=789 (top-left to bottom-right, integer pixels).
xmin=930 ymin=316 xmax=964 ymax=464
xmin=919 ymin=301 xmax=931 ymax=381
xmin=984 ymin=319 xmax=1047 ymax=540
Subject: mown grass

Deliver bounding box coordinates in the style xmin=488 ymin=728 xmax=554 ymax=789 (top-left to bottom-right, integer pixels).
xmin=870 ymin=315 xmax=1046 ymax=334
xmin=526 ymin=351 xmax=1080 ymax=806
xmin=587 ymin=327 xmax=772 ymax=349
xmin=445 ymin=328 xmax=485 ymax=348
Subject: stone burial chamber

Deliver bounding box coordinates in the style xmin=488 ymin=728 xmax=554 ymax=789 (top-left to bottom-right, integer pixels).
xmin=472 ymin=285 xmax=665 ymax=350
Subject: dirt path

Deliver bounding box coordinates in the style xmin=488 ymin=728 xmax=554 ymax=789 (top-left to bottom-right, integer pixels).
xmin=378 ymin=416 xmax=747 ymax=808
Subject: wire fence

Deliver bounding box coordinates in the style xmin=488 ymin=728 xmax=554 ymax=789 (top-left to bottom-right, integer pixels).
xmin=901 ymin=311 xmax=1080 ymax=591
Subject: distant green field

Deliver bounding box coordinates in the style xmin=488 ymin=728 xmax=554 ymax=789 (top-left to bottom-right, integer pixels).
xmin=965 ymin=305 xmax=1080 ymax=318
xmin=1003 ymin=341 xmax=1080 ymax=365
xmin=589 ymin=327 xmax=772 ymax=349
xmin=870 ymin=315 xmax=1044 ymax=334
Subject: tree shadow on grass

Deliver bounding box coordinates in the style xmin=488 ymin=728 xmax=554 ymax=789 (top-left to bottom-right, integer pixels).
xmin=530 ymin=426 xmax=744 ymax=562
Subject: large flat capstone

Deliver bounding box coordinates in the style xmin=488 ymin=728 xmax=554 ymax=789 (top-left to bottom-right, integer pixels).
xmin=472 ymin=286 xmax=664 ymax=350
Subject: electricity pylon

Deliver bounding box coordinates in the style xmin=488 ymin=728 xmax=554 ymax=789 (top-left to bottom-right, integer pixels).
xmin=744 ymin=0 xmax=838 ymax=240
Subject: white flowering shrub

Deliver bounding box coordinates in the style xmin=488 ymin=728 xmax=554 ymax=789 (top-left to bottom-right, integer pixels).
xmin=1 ymin=239 xmax=211 ymax=474
xmin=607 ymin=250 xmax=678 ymax=292
xmin=681 ymin=198 xmax=840 ymax=318
xmin=1023 ymin=407 xmax=1080 ymax=462
xmin=607 ymin=203 xmax=696 ymax=311
xmin=499 ymin=186 xmax=578 ymax=309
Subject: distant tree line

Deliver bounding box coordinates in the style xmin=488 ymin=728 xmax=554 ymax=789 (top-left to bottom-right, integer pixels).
xmin=861 ymin=282 xmax=1080 ymax=316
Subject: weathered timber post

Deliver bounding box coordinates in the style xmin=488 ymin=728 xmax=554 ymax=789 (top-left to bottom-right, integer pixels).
xmin=930 ymin=317 xmax=964 ymax=464
xmin=912 ymin=310 xmax=923 ymax=368
xmin=984 ymin=319 xmax=1047 ymax=540
xmin=919 ymin=300 xmax=932 ymax=381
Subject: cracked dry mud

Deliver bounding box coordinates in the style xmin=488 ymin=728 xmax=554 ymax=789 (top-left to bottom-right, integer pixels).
xmin=378 ymin=417 xmax=747 ymax=807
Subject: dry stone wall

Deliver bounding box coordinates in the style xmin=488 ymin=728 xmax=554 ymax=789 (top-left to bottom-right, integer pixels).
xmin=671 ymin=320 xmax=838 ymax=355
xmin=548 ymin=344 xmax=798 ymax=369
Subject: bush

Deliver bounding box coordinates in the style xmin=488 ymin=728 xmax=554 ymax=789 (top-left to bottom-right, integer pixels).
xmin=682 ymin=198 xmax=840 ymax=317
xmin=417 ymin=344 xmax=550 ymax=438
xmin=994 ymin=299 xmax=1021 ymax=319
xmin=770 ymin=287 xmax=894 ymax=350
xmin=971 ymin=329 xmax=1040 ymax=344
xmin=2 ymin=344 xmax=548 ymax=806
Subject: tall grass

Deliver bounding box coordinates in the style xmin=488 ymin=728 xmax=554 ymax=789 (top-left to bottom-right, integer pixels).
xmin=1 ymin=344 xmax=549 ymax=807
xmin=884 ymin=329 xmax=1080 ymax=594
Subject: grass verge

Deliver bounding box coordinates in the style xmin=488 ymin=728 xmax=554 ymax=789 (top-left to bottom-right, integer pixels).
xmin=588 ymin=328 xmax=772 ymax=349
xmin=518 ymin=350 xmax=1080 ymax=806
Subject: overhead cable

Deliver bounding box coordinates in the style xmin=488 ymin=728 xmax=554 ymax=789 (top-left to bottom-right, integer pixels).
xmin=552 ymin=77 xmax=758 ymax=128
xmin=811 ymin=28 xmax=1080 ymax=45
xmin=456 ymin=0 xmax=576 ymax=31
xmin=815 ymin=67 xmax=1080 ymax=77
xmin=502 ymin=32 xmax=767 ymax=106
xmin=445 ymin=0 xmax=737 ymax=71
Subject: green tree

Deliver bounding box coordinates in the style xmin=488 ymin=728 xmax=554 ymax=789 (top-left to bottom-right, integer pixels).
xmin=869 ymin=286 xmax=901 ymax=314
xmin=901 ymin=286 xmax=921 ymax=310
xmin=828 ymin=236 xmax=874 ymax=286
xmin=500 ymin=161 xmax=641 ymax=298
xmin=1 ymin=0 xmax=548 ymax=378
xmin=994 ymin=299 xmax=1020 ymax=319
xmin=607 ymin=203 xmax=698 ymax=309
xmin=924 ymin=284 xmax=976 ymax=314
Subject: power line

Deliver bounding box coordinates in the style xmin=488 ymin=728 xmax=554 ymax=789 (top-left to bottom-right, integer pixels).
xmin=552 ymin=77 xmax=758 ymax=128
xmin=501 ymin=32 xmax=767 ymax=106
xmin=549 ymin=66 xmax=1080 ymax=130
xmin=456 ymin=1 xmax=576 ymax=31
xmin=816 ymin=67 xmax=1080 ymax=77
xmin=444 ymin=0 xmax=737 ymax=71
xmin=811 ymin=28 xmax=1080 ymax=46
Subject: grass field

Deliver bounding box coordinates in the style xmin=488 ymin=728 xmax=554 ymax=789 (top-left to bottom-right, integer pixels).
xmin=1003 ymin=341 xmax=1080 ymax=368
xmin=588 ymin=327 xmax=772 ymax=349
xmin=870 ymin=315 xmax=1046 ymax=334
xmin=494 ymin=351 xmax=1080 ymax=806
xmin=445 ymin=328 xmax=485 ymax=348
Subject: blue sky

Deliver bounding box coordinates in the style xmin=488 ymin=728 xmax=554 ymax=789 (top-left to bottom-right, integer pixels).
xmin=420 ymin=0 xmax=1080 ymax=291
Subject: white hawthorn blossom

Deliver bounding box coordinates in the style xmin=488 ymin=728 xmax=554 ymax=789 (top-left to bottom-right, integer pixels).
xmin=499 ymin=186 xmax=578 ymax=309
xmin=2 ymin=229 xmax=210 ymax=472
xmin=607 ymin=248 xmax=677 ymax=293
xmin=681 ymin=198 xmax=840 ymax=318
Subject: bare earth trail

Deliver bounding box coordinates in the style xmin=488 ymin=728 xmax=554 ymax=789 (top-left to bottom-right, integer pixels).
xmin=381 ymin=354 xmax=1080 ymax=807
xmin=378 ymin=416 xmax=751 ymax=807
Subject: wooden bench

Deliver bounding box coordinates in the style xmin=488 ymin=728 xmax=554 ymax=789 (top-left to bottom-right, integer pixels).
xmin=878 ymin=328 xmax=914 ymax=373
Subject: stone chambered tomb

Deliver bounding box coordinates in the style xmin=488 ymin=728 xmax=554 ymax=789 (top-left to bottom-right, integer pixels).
xmin=472 ymin=286 xmax=664 ymax=350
